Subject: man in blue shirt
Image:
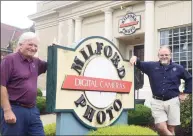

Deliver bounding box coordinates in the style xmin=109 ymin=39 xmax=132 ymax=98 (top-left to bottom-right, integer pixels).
xmin=130 ymin=46 xmax=192 ymax=135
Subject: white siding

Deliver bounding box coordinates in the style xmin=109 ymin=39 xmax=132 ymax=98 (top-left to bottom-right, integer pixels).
xmin=82 ymin=14 xmax=104 ymax=38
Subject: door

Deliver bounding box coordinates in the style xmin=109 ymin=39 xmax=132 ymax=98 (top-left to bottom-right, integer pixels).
xmin=134 ymin=45 xmax=144 ymax=91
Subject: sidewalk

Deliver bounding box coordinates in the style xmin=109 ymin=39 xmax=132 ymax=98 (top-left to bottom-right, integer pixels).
xmin=40 ymin=113 xmax=56 ymax=126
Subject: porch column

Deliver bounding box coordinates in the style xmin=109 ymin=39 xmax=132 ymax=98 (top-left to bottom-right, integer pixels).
xmin=138 ymin=1 xmax=155 ymax=102
xmin=145 ymin=1 xmax=155 ymax=61
xmin=103 ymin=8 xmax=113 ymax=41
xmin=58 ymin=21 xmax=65 ymax=45
xmin=74 ymin=17 xmax=83 ymax=42
xmin=67 ymin=19 xmax=75 ymax=46
xmin=34 ymin=31 xmax=39 ymax=57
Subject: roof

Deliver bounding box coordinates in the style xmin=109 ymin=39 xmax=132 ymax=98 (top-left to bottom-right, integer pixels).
xmin=1 ymin=23 xmax=24 ymax=49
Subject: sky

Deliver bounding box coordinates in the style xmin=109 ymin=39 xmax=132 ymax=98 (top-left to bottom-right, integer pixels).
xmin=1 ymin=1 xmax=39 ymax=29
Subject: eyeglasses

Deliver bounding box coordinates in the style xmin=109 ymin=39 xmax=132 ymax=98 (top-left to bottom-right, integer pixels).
xmin=28 ymin=43 xmax=38 ymax=48
xmin=159 ymin=54 xmax=171 ymax=57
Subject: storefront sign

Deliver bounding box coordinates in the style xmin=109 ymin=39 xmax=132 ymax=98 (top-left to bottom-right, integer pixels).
xmin=47 ymin=36 xmax=134 ymax=128
xmin=119 ymin=12 xmax=141 ymax=35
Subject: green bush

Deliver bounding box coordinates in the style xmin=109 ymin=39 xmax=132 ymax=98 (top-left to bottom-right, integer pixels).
xmin=128 ymin=104 xmax=154 ymax=125
xmin=88 ymin=125 xmax=157 ymax=135
xmin=43 ymin=124 xmax=158 ymax=136
xmin=180 ymin=94 xmax=192 ymax=133
xmin=36 ymin=96 xmax=46 ymax=113
xmin=44 ymin=123 xmax=56 ymax=136
xmin=37 ymin=88 xmax=43 ymax=97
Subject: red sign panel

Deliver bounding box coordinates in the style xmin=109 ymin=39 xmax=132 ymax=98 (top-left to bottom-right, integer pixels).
xmin=62 ymin=75 xmax=132 ymax=93
xmin=119 ymin=21 xmax=139 ymax=28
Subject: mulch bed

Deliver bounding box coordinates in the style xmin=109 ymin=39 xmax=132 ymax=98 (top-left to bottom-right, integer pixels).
xmin=40 ymin=111 xmax=55 ymax=115
xmin=175 ymin=125 xmax=192 ymax=136
xmin=142 ymin=124 xmax=192 ymax=136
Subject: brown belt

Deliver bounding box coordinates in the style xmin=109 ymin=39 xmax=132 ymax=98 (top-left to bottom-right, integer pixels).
xmin=10 ymin=101 xmax=34 ymax=108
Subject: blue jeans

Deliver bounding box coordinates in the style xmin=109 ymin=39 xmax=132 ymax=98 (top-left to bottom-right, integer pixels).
xmin=0 ymin=105 xmax=45 ymax=136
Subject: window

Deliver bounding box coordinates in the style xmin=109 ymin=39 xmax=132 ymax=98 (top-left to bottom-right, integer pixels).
xmin=160 ymin=25 xmax=192 ymax=75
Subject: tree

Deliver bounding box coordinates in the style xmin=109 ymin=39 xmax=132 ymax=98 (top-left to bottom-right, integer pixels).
xmin=7 ymin=40 xmax=18 ymax=52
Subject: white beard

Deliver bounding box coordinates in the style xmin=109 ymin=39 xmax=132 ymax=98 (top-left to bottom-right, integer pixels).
xmin=160 ymin=60 xmax=169 ymax=65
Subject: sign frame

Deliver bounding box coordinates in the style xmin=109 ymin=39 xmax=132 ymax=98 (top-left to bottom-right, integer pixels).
xmin=46 ymin=36 xmax=135 ymax=129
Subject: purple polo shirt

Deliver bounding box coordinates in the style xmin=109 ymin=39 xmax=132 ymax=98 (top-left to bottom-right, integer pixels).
xmin=1 ymin=51 xmax=47 ymax=105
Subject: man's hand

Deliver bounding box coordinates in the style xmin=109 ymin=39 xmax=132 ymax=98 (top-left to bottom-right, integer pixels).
xmin=4 ymin=109 xmax=16 ymax=124
xmin=129 ymin=56 xmax=137 ymax=66
xmin=178 ymin=93 xmax=188 ymax=102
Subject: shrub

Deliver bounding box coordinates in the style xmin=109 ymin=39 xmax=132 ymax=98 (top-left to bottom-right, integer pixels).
xmin=88 ymin=125 xmax=157 ymax=135
xmin=36 ymin=96 xmax=46 ymax=113
xmin=44 ymin=123 xmax=56 ymax=136
xmin=128 ymin=104 xmax=154 ymax=125
xmin=180 ymin=94 xmax=192 ymax=133
xmin=37 ymin=88 xmax=43 ymax=97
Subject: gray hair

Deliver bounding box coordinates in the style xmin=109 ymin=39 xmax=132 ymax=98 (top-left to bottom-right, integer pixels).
xmin=17 ymin=32 xmax=39 ymax=46
xmin=158 ymin=45 xmax=172 ymax=54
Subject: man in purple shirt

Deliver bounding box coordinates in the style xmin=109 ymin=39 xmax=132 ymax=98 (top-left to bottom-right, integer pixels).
xmin=1 ymin=32 xmax=47 ymax=136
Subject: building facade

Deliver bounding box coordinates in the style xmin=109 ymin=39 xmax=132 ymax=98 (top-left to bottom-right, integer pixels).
xmin=1 ymin=23 xmax=24 ymax=60
xmin=0 ymin=23 xmax=35 ymax=60
xmin=29 ymin=1 xmax=192 ymax=100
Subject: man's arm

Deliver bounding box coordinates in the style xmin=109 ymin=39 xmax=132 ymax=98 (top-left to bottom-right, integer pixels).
xmin=181 ymin=69 xmax=192 ymax=94
xmin=1 ymin=57 xmax=16 ymax=123
xmin=1 ymin=86 xmax=11 ymax=111
xmin=130 ymin=56 xmax=152 ymax=75
xmin=37 ymin=58 xmax=47 ymax=75
xmin=1 ymin=85 xmax=16 ymax=123
xmin=1 ymin=57 xmax=12 ymax=110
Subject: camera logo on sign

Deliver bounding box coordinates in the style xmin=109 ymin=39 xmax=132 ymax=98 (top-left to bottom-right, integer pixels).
xmin=119 ymin=12 xmax=141 ymax=35
xmin=53 ymin=36 xmax=134 ymax=128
